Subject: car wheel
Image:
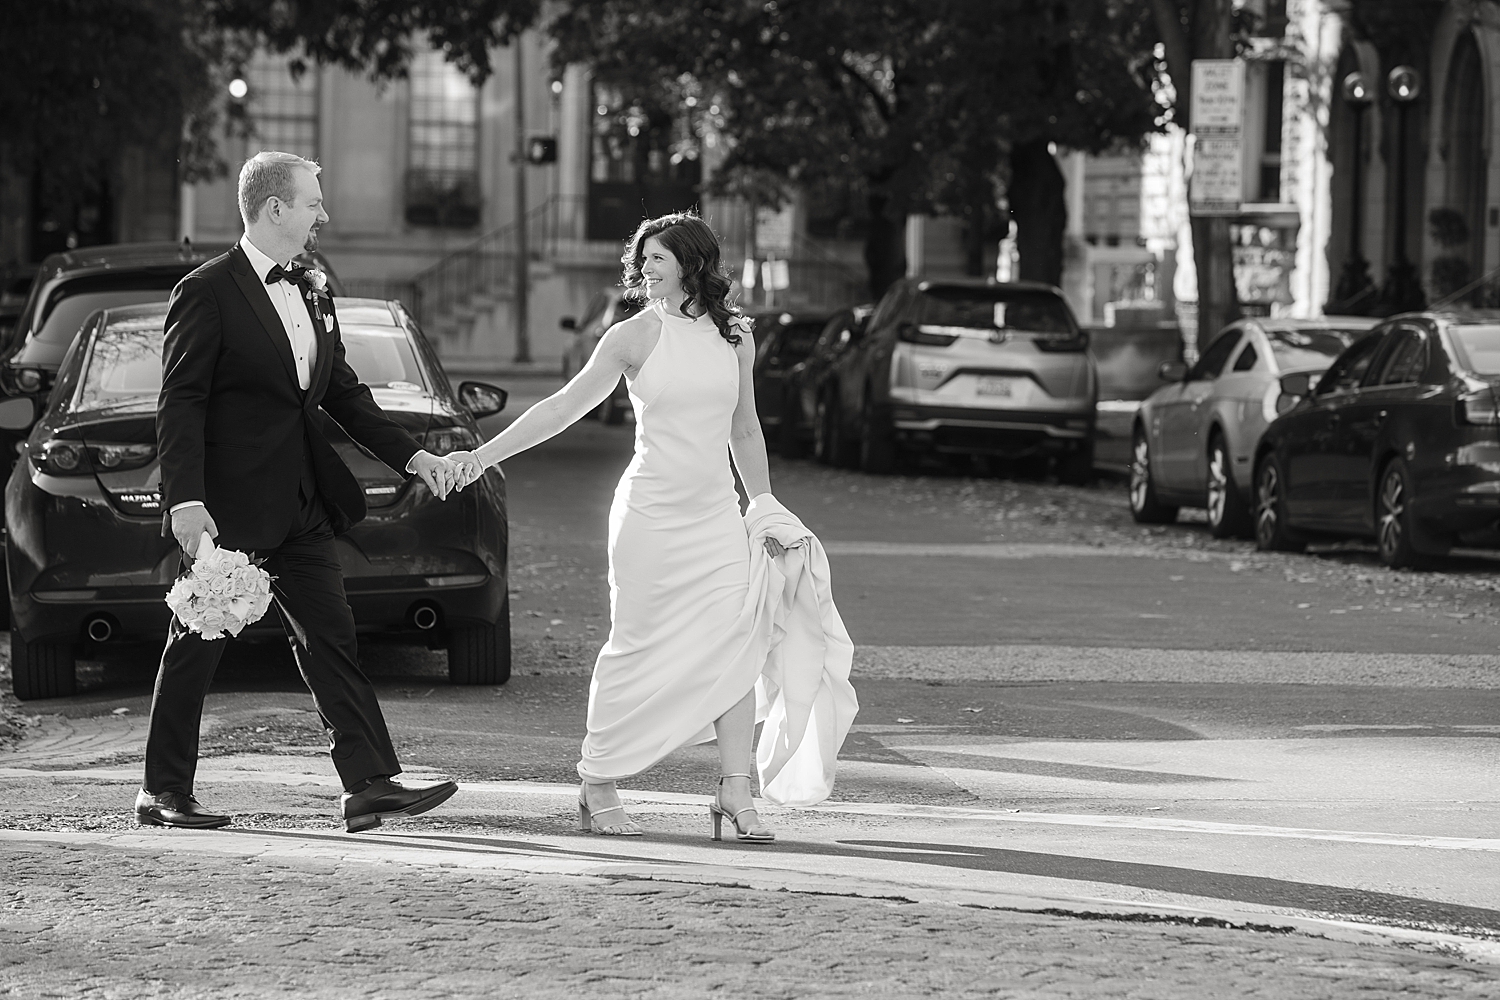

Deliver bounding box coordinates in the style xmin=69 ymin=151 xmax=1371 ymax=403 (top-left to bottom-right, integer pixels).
xmin=1128 ymin=428 xmax=1178 ymax=524
xmin=778 ymin=393 xmax=807 ymax=459
xmin=858 ymin=394 xmax=900 ymax=474
xmin=447 ymin=599 xmax=512 ymax=686
xmin=1377 ymin=458 xmax=1430 ymax=570
xmin=1254 ymin=454 xmax=1305 ymax=552
xmin=1206 ymin=435 xmax=1253 ymax=539
xmin=10 ymin=630 xmax=76 ymax=700
xmin=1056 ymin=440 xmax=1095 ymax=486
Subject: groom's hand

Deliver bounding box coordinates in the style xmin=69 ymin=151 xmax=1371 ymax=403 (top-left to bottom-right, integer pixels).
xmin=171 ymin=505 xmax=218 ymax=562
xmin=409 ymin=450 xmax=457 ymax=500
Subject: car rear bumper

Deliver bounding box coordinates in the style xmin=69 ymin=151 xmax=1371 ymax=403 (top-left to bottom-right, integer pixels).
xmin=886 ymin=403 xmax=1094 ymax=456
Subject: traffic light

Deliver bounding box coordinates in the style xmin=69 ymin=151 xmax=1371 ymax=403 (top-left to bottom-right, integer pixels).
xmin=526 ymin=136 xmax=557 ymax=165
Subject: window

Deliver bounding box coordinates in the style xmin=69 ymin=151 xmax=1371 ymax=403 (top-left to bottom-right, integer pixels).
xmin=1232 ymin=342 xmax=1259 ymax=372
xmin=1188 ymin=331 xmax=1242 ymax=381
xmin=246 ymin=53 xmax=319 ymax=160
xmin=406 ymin=51 xmax=480 ymax=228
xmin=1315 ymin=332 xmax=1385 ymax=394
xmin=1376 ymin=330 xmax=1427 ymax=385
xmin=587 ymin=84 xmax=701 ymax=240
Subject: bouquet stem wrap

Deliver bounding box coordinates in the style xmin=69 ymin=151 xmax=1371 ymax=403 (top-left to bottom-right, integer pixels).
xmin=164 ymin=532 xmax=275 ymax=640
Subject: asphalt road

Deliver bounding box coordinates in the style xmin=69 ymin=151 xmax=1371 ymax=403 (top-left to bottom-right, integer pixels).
xmin=3 ymin=374 xmax=1499 ymax=984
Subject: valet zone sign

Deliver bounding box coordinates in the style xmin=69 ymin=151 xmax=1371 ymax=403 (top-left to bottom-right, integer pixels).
xmin=1190 ymin=59 xmax=1244 ymax=216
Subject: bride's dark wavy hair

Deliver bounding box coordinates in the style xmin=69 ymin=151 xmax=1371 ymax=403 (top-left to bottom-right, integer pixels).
xmin=620 ymin=212 xmax=743 ymax=346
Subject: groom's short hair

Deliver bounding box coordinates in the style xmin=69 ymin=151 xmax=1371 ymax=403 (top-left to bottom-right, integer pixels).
xmin=238 ymin=150 xmax=321 ymax=226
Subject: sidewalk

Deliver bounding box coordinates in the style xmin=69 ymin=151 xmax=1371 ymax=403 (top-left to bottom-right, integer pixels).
xmin=3 ymin=748 xmax=1499 ymax=998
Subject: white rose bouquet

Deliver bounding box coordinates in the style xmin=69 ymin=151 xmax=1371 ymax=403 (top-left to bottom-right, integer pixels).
xmin=164 ymin=533 xmax=275 ymax=640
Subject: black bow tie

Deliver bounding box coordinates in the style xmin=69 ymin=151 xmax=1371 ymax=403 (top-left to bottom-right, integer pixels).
xmin=265 ymin=263 xmax=308 ymax=286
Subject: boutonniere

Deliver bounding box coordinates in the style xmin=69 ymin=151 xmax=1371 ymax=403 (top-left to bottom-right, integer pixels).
xmin=300 ymin=268 xmax=332 ymax=320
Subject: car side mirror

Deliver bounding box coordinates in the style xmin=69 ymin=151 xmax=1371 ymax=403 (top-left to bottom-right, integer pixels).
xmin=1279 ymin=371 xmax=1315 ymax=397
xmin=0 ymin=396 xmax=33 ymax=430
xmin=1157 ymin=360 xmax=1188 ymax=382
xmin=559 ymin=316 xmax=576 ymax=331
xmin=458 ymin=381 xmax=507 ymax=418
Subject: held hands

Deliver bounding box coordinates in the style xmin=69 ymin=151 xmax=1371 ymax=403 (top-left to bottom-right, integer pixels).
xmin=171 ymin=506 xmax=219 ymax=563
xmin=446 ymin=450 xmax=486 ymax=492
xmin=409 ymin=450 xmax=461 ymax=500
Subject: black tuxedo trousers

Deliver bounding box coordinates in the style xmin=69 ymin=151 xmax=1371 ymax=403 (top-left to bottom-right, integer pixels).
xmin=144 ymin=468 xmax=401 ymax=795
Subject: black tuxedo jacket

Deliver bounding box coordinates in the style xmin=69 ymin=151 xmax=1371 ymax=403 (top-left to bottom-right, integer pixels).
xmin=157 ymin=242 xmax=422 ymax=551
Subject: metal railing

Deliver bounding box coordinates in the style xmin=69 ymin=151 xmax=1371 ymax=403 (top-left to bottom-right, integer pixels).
xmin=408 ymin=195 xmax=589 ymax=325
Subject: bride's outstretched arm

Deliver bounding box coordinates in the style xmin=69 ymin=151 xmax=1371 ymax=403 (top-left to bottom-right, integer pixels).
xmin=451 ymin=319 xmax=646 ymax=486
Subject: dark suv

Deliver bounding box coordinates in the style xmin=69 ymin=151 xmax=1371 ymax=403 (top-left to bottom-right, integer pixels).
xmin=0 ymin=241 xmax=341 ymax=467
xmin=823 ymin=279 xmax=1096 ymax=479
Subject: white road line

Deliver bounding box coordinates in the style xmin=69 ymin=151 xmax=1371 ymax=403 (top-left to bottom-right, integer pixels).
xmin=822 ymin=541 xmax=1221 ymax=560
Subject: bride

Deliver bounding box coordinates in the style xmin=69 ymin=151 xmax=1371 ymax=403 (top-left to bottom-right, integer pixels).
xmin=449 ymin=212 xmax=855 ymax=841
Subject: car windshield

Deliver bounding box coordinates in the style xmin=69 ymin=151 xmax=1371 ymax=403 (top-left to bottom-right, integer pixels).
xmin=73 ymin=317 xmax=427 ymax=414
xmin=343 ymin=326 xmax=426 ymax=389
xmin=1266 ymin=328 xmax=1363 ymax=369
xmin=912 ymin=289 xmax=1073 ymax=333
xmin=1449 ymin=325 xmax=1500 ymax=375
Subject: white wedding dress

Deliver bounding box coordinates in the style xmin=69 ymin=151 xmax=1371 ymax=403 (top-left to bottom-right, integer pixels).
xmin=576 ymin=300 xmax=856 ymax=804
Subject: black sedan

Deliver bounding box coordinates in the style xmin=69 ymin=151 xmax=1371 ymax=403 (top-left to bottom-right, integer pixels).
xmin=7 ymin=299 xmax=511 ymax=699
xmin=1253 ymin=310 xmax=1500 ymax=568
xmin=777 ymin=304 xmax=874 ymax=460
xmin=750 ymin=309 xmax=834 ymax=442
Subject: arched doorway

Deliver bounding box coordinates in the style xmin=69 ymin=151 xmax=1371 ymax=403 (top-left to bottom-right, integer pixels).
xmin=1436 ymin=31 xmax=1487 ymax=301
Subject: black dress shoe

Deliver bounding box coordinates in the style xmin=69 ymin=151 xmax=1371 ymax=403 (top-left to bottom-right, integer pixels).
xmin=135 ymin=789 xmax=231 ymax=830
xmin=340 ymin=777 xmax=458 ymax=833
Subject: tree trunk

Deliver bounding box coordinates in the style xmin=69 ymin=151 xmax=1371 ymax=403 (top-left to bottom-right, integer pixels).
xmin=1009 ymin=139 xmax=1067 ymax=286
xmin=863 ymin=189 xmax=907 ymax=300
xmin=1190 ymin=214 xmax=1238 ymax=345
xmin=1152 ymin=0 xmax=1240 ymax=347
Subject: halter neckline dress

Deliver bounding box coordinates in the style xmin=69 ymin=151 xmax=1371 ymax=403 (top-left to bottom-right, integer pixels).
xmin=578 ymin=301 xmax=766 ymax=781
xmin=576 ymin=300 xmax=857 ymax=805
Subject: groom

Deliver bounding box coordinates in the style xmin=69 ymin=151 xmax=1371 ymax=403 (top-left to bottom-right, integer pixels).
xmin=138 ymin=150 xmax=461 ymax=833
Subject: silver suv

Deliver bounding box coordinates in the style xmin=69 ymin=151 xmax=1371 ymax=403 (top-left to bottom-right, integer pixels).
xmin=827 ymin=278 xmax=1096 ymax=479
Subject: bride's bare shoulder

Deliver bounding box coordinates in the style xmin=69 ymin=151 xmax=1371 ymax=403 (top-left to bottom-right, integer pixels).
xmin=600 ymin=306 xmax=662 ymax=368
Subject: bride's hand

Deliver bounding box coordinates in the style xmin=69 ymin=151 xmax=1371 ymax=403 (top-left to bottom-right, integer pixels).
xmin=764 ymin=536 xmax=787 ymax=558
xmin=447 ymin=450 xmax=484 ymax=490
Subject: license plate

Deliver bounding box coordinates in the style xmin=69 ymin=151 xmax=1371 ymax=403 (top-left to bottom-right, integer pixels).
xmin=976 ymin=377 xmax=1014 ymax=397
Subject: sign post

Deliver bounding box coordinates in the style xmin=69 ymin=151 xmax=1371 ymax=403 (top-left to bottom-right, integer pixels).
xmin=1189 ymin=60 xmax=1244 ymax=217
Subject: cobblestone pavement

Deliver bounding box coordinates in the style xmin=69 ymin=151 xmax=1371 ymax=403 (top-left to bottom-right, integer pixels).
xmin=3 ymin=834 xmax=1498 ymax=1000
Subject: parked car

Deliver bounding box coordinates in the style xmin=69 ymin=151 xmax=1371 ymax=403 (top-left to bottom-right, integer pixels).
xmin=559 ymin=286 xmax=643 ymax=424
xmin=7 ymin=298 xmax=511 ymax=700
xmin=1130 ymin=316 xmax=1379 ymax=537
xmin=1252 ymin=310 xmax=1500 ymax=568
xmin=748 ymin=309 xmax=834 ymax=443
xmin=778 ymin=304 xmax=874 ymax=460
xmin=821 ymin=278 xmax=1096 ymax=480
xmin=0 ymin=241 xmax=342 ymax=469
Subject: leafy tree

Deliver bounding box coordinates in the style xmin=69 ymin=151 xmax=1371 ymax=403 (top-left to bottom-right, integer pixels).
xmin=551 ymin=0 xmax=1159 ymax=298
xmin=0 ymin=0 xmax=245 ymax=254
xmin=202 ymin=0 xmax=540 ymax=85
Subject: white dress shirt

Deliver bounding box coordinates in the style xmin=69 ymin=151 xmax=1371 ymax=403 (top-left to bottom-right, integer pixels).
xmin=240 ymin=235 xmax=317 ymax=391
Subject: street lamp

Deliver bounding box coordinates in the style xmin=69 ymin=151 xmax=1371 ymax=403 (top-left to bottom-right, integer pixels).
xmin=1381 ymin=65 xmax=1426 ymax=313
xmin=1330 ymin=71 xmax=1375 ymax=312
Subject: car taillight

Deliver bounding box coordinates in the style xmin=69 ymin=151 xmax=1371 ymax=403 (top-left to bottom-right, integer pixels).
xmin=422 ymin=425 xmax=479 ymax=455
xmin=896 ymin=323 xmax=960 ymax=347
xmin=1034 ymin=331 xmax=1089 ymax=353
xmin=92 ymin=443 xmax=155 ymax=470
xmin=1458 ymin=390 xmax=1500 ymax=425
xmin=32 ymin=439 xmax=87 ymax=475
xmin=28 ymin=439 xmax=155 ymax=476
